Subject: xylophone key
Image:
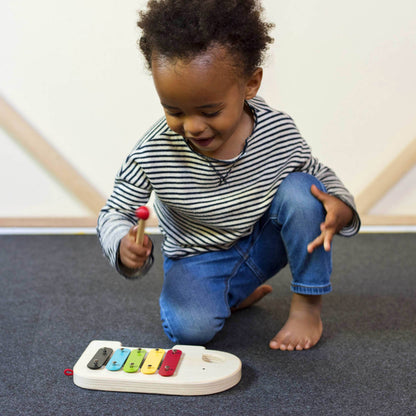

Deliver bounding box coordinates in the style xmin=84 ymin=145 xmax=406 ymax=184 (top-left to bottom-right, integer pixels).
xmin=123 ymin=348 xmax=146 ymax=373
xmin=159 ymin=349 xmax=183 ymax=377
xmin=87 ymin=347 xmax=113 ymax=370
xmin=141 ymin=348 xmax=165 ymax=374
xmin=106 ymin=348 xmax=131 ymax=371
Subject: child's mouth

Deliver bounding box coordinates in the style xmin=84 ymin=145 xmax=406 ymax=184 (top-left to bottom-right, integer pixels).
xmin=188 ymin=137 xmax=215 ymax=147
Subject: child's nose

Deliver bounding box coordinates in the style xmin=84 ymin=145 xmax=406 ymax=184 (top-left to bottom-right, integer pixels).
xmin=183 ymin=116 xmax=206 ymax=137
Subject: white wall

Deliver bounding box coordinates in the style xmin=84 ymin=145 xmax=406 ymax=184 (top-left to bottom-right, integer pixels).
xmin=1 ymin=0 xmax=415 ymax=217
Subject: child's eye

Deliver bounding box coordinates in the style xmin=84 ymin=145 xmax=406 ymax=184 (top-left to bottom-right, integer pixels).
xmin=203 ymin=110 xmax=221 ymax=118
xmin=166 ymin=111 xmax=182 ymax=117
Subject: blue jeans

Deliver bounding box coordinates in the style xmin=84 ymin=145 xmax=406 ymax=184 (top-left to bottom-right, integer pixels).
xmin=159 ymin=172 xmax=332 ymax=344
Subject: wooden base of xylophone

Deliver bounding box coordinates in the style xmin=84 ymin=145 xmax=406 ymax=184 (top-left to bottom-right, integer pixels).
xmin=73 ymin=340 xmax=242 ymax=395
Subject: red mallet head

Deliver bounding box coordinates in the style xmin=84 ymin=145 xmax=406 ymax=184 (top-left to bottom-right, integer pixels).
xmin=135 ymin=206 xmax=150 ymax=221
xmin=135 ymin=206 xmax=149 ymax=245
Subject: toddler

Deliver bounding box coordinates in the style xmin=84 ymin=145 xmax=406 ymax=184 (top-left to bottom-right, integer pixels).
xmin=97 ymin=0 xmax=360 ymax=351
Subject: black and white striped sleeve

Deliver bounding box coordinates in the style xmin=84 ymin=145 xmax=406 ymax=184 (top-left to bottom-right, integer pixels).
xmin=97 ymin=156 xmax=153 ymax=277
xmin=300 ymin=156 xmax=361 ymax=237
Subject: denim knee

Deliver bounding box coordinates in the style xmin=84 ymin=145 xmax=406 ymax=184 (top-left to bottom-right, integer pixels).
xmin=272 ymin=172 xmax=326 ymax=225
xmin=160 ymin=308 xmax=224 ymax=345
xmin=159 ymin=254 xmax=230 ymax=345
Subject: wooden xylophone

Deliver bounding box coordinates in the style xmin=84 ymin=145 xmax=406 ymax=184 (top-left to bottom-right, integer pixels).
xmin=73 ymin=340 xmax=242 ymax=395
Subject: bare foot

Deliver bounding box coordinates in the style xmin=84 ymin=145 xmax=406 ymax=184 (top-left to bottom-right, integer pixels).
xmin=231 ymin=284 xmax=273 ymax=311
xmin=269 ymin=293 xmax=323 ymax=351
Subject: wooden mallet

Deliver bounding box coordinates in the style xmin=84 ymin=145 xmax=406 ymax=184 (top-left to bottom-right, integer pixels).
xmin=135 ymin=206 xmax=150 ymax=245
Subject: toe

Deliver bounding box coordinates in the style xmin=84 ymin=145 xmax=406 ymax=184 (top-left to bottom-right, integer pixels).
xmin=269 ymin=339 xmax=280 ymax=350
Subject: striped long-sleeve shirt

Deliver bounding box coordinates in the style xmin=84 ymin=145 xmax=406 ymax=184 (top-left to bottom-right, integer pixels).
xmin=97 ymin=96 xmax=360 ymax=276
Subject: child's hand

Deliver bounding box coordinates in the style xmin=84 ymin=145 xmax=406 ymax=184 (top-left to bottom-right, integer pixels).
xmin=119 ymin=226 xmax=153 ymax=270
xmin=307 ymin=184 xmax=353 ymax=253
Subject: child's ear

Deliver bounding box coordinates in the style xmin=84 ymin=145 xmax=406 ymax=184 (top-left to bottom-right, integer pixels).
xmin=245 ymin=68 xmax=263 ymax=100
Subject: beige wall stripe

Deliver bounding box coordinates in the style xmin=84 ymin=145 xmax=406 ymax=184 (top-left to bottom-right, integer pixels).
xmin=0 ymin=95 xmax=106 ymax=215
xmin=355 ymin=138 xmax=416 ymax=215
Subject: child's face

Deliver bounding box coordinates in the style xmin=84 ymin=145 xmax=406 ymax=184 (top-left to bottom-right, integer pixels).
xmin=151 ymin=47 xmax=262 ymax=159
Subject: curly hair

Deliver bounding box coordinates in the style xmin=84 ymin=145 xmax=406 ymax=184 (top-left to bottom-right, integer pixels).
xmin=137 ymin=0 xmax=274 ymax=77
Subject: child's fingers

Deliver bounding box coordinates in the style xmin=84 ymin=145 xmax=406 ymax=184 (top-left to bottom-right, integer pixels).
xmin=120 ymin=248 xmax=141 ymax=269
xmin=120 ymin=229 xmax=152 ymax=269
xmin=128 ymin=225 xmax=138 ymax=240
xmin=307 ymin=233 xmax=324 ymax=253
xmin=141 ymin=234 xmax=153 ymax=256
xmin=130 ymin=227 xmax=152 ymax=250
xmin=131 ymin=225 xmax=145 ymax=241
xmin=122 ymin=248 xmax=148 ymax=269
xmin=308 ymin=223 xmax=334 ymax=253
xmin=310 ymin=184 xmax=328 ymax=203
xmin=308 ymin=233 xmax=332 ymax=253
xmin=323 ymin=229 xmax=334 ymax=251
xmin=122 ymin=252 xmax=142 ymax=269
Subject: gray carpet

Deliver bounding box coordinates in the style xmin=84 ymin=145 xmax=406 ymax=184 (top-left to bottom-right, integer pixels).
xmin=1 ymin=233 xmax=415 ymax=416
